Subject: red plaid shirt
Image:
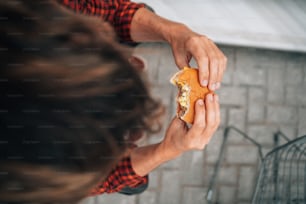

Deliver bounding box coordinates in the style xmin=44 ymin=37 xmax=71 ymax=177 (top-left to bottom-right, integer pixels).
xmin=90 ymin=157 xmax=148 ymax=195
xmin=58 ymin=0 xmax=145 ymax=42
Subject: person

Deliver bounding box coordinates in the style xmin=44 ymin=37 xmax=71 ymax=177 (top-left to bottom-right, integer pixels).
xmin=57 ymin=0 xmax=227 ymax=91
xmin=0 ymin=0 xmax=221 ymax=203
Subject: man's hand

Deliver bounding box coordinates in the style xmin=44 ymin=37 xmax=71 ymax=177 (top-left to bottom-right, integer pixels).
xmin=169 ymin=25 xmax=227 ymax=91
xmin=159 ymin=93 xmax=220 ymax=159
xmin=130 ymin=93 xmax=220 ymax=176
xmin=131 ymin=8 xmax=227 ymax=91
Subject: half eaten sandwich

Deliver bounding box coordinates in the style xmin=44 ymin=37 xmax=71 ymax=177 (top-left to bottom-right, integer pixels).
xmin=170 ymin=67 xmax=212 ymax=124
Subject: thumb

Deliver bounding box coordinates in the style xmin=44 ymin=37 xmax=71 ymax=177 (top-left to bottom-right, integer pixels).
xmin=166 ymin=117 xmax=188 ymax=136
xmin=173 ymin=50 xmax=190 ymax=69
xmin=169 ymin=116 xmax=186 ymax=129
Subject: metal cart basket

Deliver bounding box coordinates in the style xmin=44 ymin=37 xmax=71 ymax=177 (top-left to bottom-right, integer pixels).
xmin=252 ymin=133 xmax=306 ymax=203
xmin=206 ymin=126 xmax=306 ymax=204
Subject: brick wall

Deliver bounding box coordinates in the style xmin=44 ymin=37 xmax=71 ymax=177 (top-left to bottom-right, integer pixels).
xmin=81 ymin=43 xmax=306 ymax=204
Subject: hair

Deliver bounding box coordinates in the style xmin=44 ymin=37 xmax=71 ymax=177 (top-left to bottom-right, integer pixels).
xmin=0 ymin=0 xmax=164 ymax=203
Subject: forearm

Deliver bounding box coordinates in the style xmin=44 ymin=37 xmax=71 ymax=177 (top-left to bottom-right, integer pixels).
xmin=130 ymin=142 xmax=181 ymax=177
xmin=130 ymin=8 xmax=189 ymax=43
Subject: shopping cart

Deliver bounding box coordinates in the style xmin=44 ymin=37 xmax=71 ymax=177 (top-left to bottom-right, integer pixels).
xmin=206 ymin=126 xmax=306 ymax=204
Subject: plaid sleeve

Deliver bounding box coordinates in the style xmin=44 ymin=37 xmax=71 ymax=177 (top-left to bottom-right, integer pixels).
xmin=89 ymin=157 xmax=148 ymax=195
xmin=57 ymin=0 xmax=145 ymax=42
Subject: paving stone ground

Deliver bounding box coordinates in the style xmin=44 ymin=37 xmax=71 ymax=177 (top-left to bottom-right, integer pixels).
xmin=81 ymin=43 xmax=306 ymax=204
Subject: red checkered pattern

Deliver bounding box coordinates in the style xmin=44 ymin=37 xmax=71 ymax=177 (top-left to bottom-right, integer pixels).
xmin=58 ymin=0 xmax=145 ymax=42
xmin=90 ymin=157 xmax=148 ymax=195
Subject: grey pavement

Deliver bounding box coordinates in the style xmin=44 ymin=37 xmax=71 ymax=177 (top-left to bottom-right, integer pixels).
xmin=81 ymin=43 xmax=306 ymax=204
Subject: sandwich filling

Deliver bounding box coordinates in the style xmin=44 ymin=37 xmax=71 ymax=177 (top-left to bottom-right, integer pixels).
xmin=176 ymin=81 xmax=190 ymax=118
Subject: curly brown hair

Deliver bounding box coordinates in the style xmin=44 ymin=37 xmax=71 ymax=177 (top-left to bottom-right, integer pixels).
xmin=0 ymin=0 xmax=164 ymax=203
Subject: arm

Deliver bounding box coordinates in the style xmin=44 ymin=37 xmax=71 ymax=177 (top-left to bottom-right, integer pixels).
xmin=57 ymin=0 xmax=145 ymax=42
xmin=58 ymin=1 xmax=227 ymax=90
xmin=131 ymin=93 xmax=220 ymax=176
xmin=90 ymin=157 xmax=148 ymax=195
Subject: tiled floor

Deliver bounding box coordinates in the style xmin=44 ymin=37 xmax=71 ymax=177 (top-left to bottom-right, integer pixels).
xmin=81 ymin=43 xmax=306 ymax=204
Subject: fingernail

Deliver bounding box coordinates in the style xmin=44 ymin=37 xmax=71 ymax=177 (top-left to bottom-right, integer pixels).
xmin=198 ymin=99 xmax=204 ymax=106
xmin=209 ymin=83 xmax=216 ymax=91
xmin=201 ymin=80 xmax=208 ymax=86
xmin=216 ymin=82 xmax=221 ymax=89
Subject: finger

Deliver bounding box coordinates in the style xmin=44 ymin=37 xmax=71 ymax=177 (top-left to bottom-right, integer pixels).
xmin=210 ymin=44 xmax=227 ymax=89
xmin=198 ymin=56 xmax=209 ymax=87
xmin=214 ymin=94 xmax=221 ymax=128
xmin=217 ymin=61 xmax=225 ymax=89
xmin=219 ymin=54 xmax=227 ymax=87
xmin=205 ymin=93 xmax=216 ymax=128
xmin=203 ymin=94 xmax=219 ymax=145
xmin=192 ymin=47 xmax=209 ymax=87
xmin=193 ymin=99 xmax=206 ymax=130
xmin=205 ymin=41 xmax=219 ymax=91
xmin=186 ymin=36 xmax=209 ymax=87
